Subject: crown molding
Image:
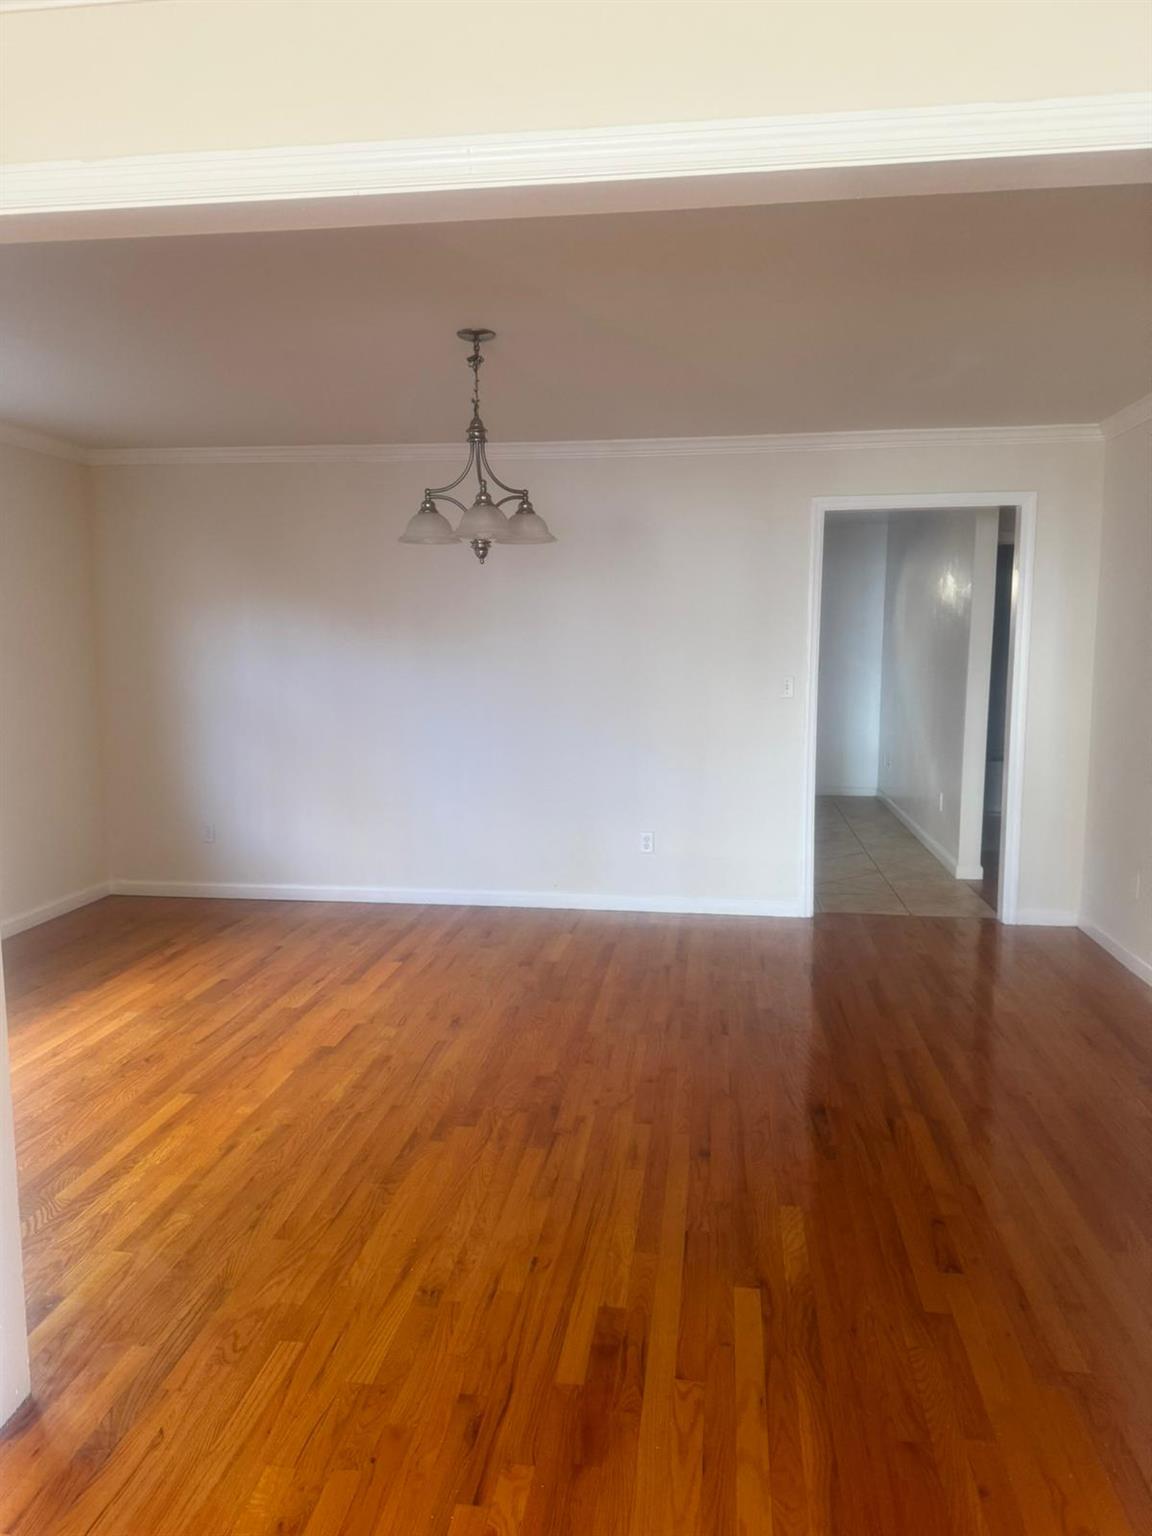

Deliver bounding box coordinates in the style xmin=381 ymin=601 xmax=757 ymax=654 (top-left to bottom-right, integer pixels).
xmin=0 ymin=421 xmax=1108 ymax=469
xmin=1100 ymin=393 xmax=1152 ymax=438
xmin=85 ymin=424 xmax=1103 ymax=467
xmin=0 ymin=419 xmax=87 ymax=461
xmin=2 ymin=95 xmax=1148 ymax=226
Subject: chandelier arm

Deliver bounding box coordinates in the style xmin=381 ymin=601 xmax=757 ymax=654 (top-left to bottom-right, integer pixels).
xmin=477 ymin=439 xmax=528 ymax=499
xmin=427 ymin=494 xmax=469 ymax=513
xmin=425 ymin=441 xmax=479 ymax=499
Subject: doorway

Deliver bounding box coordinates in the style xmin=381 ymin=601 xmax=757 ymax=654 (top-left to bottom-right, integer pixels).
xmin=803 ymin=493 xmax=1035 ymax=922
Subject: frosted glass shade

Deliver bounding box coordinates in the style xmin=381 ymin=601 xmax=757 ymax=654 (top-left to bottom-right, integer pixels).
xmin=399 ymin=503 xmax=459 ymax=544
xmin=456 ymin=492 xmax=510 ymax=542
xmin=502 ymin=501 xmax=556 ymax=544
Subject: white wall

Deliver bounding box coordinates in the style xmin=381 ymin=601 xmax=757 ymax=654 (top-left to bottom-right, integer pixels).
xmin=0 ymin=441 xmax=106 ymax=933
xmin=0 ymin=438 xmax=105 ymax=1424
xmin=0 ymin=947 xmax=28 ymax=1426
xmin=1081 ymin=410 xmax=1152 ymax=981
xmin=93 ymin=437 xmax=1102 ymax=919
xmin=878 ymin=508 xmax=999 ymax=878
xmin=0 ymin=446 xmax=74 ymax=1420
xmin=816 ymin=518 xmax=887 ymax=795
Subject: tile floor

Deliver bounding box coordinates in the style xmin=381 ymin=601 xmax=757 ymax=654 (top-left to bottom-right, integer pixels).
xmin=815 ymin=796 xmax=998 ymax=918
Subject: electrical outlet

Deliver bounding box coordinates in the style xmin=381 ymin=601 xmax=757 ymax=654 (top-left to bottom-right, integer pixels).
xmin=640 ymin=832 xmax=655 ymax=855
xmin=781 ymin=676 xmax=795 ymax=699
xmin=201 ymin=823 xmax=217 ymax=845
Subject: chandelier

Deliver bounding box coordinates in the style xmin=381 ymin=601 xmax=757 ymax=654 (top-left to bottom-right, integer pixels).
xmin=399 ymin=328 xmax=556 ymax=563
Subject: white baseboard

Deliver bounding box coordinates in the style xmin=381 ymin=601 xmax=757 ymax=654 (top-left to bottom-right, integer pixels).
xmin=4 ymin=881 xmax=1125 ymax=960
xmin=1079 ymin=920 xmax=1152 ymax=987
xmin=816 ymin=785 xmax=879 ymax=799
xmin=109 ymin=879 xmax=805 ymax=920
xmin=1013 ymin=908 xmax=1079 ymax=927
xmin=1 ymin=882 xmax=111 ymax=939
xmin=875 ymin=794 xmax=974 ymax=878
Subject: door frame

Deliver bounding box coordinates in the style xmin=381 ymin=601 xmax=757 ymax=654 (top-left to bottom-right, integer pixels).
xmin=802 ymin=491 xmax=1037 ymax=923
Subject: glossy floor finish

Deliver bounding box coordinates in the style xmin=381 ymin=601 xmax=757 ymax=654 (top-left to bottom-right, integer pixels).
xmin=816 ymin=797 xmax=998 ymax=918
xmin=2 ymin=897 xmax=1150 ymax=1535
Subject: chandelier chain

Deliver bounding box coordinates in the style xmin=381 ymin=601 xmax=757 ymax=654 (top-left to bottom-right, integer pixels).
xmin=468 ymin=336 xmax=484 ymax=423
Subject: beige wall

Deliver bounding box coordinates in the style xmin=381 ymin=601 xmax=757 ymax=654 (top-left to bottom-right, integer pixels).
xmin=0 ymin=441 xmax=106 ymax=932
xmin=93 ymin=436 xmax=1103 ymax=920
xmin=2 ymin=1 xmax=1149 ymax=165
xmin=1081 ymin=412 xmax=1152 ymax=978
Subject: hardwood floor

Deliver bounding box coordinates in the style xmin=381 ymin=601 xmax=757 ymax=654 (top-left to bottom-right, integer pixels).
xmin=1 ymin=896 xmax=1149 ymax=1534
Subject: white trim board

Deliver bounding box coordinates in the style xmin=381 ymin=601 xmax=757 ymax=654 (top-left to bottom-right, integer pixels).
xmin=802 ymin=492 xmax=1036 ymax=925
xmin=877 ymin=793 xmax=982 ymax=882
xmin=0 ymin=421 xmax=1105 ymax=468
xmin=1079 ymin=921 xmax=1152 ymax=987
xmin=2 ymin=95 xmax=1149 ymax=242
xmin=6 ymin=96 xmax=1148 ymax=213
xmin=108 ymin=880 xmax=805 ymax=920
xmin=0 ymin=882 xmax=110 ymax=939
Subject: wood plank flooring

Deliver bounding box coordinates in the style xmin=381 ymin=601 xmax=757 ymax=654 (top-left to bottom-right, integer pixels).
xmin=1 ymin=895 xmax=1149 ymax=1534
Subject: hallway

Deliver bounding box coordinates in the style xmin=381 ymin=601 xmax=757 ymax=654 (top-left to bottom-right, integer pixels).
xmin=816 ymin=795 xmax=997 ymax=917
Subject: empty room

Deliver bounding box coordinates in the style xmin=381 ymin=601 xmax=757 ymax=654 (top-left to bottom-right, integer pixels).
xmin=0 ymin=4 xmax=1150 ymax=1534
